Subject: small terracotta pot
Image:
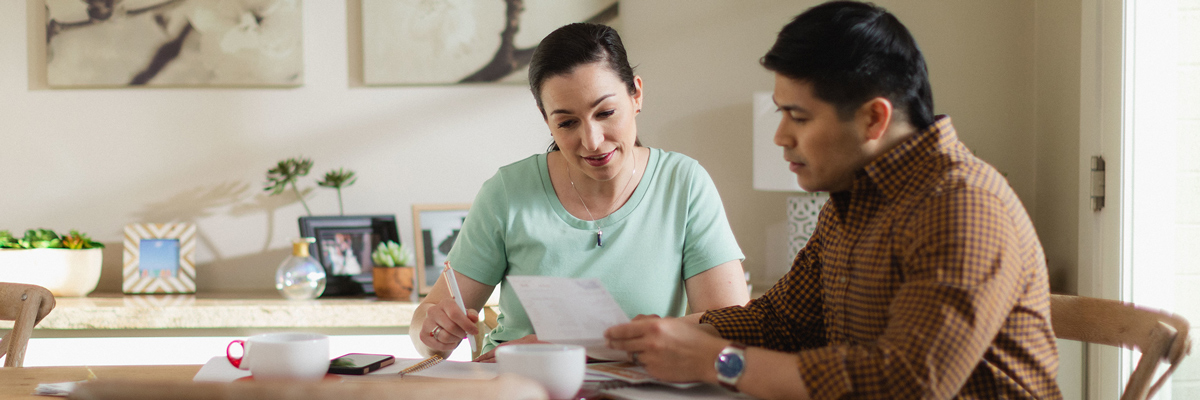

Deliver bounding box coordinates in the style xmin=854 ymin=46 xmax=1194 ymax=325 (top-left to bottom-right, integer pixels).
xmin=373 ymin=266 xmax=414 ymax=301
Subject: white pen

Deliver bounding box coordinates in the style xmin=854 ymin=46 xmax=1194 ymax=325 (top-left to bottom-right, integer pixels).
xmin=443 ymin=261 xmax=477 ymax=351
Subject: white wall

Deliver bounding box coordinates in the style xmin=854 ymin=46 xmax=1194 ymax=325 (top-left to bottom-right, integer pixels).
xmin=1 ymin=0 xmax=1052 ymax=294
xmin=2 ymin=0 xmax=1093 ymax=396
xmin=622 ymin=0 xmax=1042 ymax=287
xmin=1172 ymin=0 xmax=1200 ymax=396
xmin=4 ymin=0 xmax=549 ymax=292
xmin=2 ymin=1 xmax=1073 ymax=295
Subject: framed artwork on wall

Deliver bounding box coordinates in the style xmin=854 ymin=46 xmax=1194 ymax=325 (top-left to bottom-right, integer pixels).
xmin=122 ymin=223 xmax=197 ymax=294
xmin=44 ymin=0 xmax=304 ymax=87
xmin=298 ymin=215 xmax=400 ymax=297
xmin=361 ymin=0 xmax=618 ymax=85
xmin=412 ymin=204 xmax=471 ymax=295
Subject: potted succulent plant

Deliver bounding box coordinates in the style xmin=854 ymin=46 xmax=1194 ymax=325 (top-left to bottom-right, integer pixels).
xmin=0 ymin=229 xmax=105 ymax=297
xmin=370 ymin=241 xmax=415 ymax=301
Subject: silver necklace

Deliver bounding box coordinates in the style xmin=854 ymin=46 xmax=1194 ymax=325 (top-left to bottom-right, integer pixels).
xmin=567 ymin=150 xmax=638 ymax=247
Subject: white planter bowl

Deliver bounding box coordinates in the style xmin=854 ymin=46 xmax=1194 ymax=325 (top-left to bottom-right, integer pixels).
xmin=0 ymin=248 xmax=103 ymax=297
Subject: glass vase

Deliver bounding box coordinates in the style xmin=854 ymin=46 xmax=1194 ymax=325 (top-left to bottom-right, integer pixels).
xmin=276 ymin=238 xmax=326 ymax=300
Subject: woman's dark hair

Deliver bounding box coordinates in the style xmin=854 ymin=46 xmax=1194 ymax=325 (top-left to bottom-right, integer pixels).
xmin=762 ymin=1 xmax=934 ymax=129
xmin=528 ymin=23 xmax=640 ymax=152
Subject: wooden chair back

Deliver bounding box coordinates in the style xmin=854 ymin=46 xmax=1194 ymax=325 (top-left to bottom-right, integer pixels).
xmin=0 ymin=283 xmax=56 ymax=367
xmin=1051 ymin=294 xmax=1191 ymax=400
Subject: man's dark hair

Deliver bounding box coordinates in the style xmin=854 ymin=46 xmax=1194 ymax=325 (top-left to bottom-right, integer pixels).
xmin=762 ymin=1 xmax=934 ymax=129
xmin=528 ymin=23 xmax=640 ymax=151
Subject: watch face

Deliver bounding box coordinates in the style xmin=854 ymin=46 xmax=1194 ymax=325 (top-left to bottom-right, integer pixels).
xmin=717 ymin=352 xmax=744 ymax=378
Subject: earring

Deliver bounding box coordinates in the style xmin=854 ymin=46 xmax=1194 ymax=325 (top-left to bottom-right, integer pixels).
xmin=636 ymin=109 xmax=641 ymax=114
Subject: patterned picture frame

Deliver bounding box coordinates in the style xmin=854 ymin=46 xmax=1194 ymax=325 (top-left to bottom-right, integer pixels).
xmin=122 ymin=223 xmax=197 ymax=294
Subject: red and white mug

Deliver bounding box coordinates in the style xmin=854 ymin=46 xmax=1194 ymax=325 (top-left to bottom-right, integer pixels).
xmin=226 ymin=332 xmax=329 ymax=380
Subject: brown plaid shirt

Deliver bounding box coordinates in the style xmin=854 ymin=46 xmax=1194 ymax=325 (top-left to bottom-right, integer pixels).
xmin=702 ymin=117 xmax=1061 ymax=399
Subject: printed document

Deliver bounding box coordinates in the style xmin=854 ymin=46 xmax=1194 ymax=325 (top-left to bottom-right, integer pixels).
xmin=507 ymin=276 xmax=631 ymax=360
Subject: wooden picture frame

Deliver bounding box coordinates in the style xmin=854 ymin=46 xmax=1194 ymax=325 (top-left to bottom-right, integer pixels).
xmin=412 ymin=204 xmax=471 ymax=295
xmin=122 ymin=223 xmax=196 ymax=294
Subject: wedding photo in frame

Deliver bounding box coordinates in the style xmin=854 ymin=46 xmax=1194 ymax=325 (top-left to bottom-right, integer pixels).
xmin=298 ymin=215 xmax=399 ymax=297
xmin=412 ymin=204 xmax=470 ymax=295
xmin=122 ymin=223 xmax=196 ymax=294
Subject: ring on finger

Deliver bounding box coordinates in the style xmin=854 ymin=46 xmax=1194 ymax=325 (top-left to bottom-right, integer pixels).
xmin=430 ymin=325 xmax=443 ymax=338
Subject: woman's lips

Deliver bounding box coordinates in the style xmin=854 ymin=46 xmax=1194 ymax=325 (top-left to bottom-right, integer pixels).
xmin=583 ymin=150 xmax=615 ymax=167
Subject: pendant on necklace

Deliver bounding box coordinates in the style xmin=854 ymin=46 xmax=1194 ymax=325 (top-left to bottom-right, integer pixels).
xmin=596 ymin=229 xmax=603 ymax=247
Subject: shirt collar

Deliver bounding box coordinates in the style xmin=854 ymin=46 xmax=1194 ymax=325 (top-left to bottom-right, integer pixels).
xmin=856 ymin=115 xmax=956 ymax=202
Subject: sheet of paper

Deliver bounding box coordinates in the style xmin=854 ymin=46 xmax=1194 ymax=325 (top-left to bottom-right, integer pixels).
xmin=193 ymin=356 xmax=252 ymax=382
xmin=507 ymin=276 xmax=631 ymax=359
xmin=193 ymin=356 xmax=498 ymax=382
xmin=587 ymin=362 xmax=700 ymax=389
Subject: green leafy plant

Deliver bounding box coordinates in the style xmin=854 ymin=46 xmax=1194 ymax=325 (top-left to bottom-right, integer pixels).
xmin=265 ymin=157 xmax=314 ymax=216
xmin=371 ymin=241 xmax=413 ymax=267
xmin=317 ymin=168 xmax=357 ymax=216
xmin=0 ymin=229 xmax=104 ymax=249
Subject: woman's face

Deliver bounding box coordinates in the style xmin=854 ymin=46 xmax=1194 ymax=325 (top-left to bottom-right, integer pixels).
xmin=539 ymin=62 xmax=643 ymax=183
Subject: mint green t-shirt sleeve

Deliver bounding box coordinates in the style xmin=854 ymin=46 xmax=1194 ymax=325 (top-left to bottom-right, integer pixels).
xmin=446 ymin=173 xmax=509 ymax=286
xmin=681 ymin=161 xmax=744 ymax=279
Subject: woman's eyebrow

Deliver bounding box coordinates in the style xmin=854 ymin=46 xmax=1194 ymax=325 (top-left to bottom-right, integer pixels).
xmin=549 ymin=93 xmax=616 ymax=116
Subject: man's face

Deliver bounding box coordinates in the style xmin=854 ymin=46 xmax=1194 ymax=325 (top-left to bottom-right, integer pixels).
xmin=772 ymin=74 xmax=871 ymax=193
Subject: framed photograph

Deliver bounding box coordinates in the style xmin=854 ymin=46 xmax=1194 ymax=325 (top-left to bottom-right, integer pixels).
xmin=123 ymin=223 xmax=197 ymax=294
xmin=298 ymin=215 xmax=399 ymax=297
xmin=412 ymin=204 xmax=471 ymax=295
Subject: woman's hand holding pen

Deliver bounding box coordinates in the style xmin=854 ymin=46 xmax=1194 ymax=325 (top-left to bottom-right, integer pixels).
xmin=420 ymin=297 xmax=480 ymax=353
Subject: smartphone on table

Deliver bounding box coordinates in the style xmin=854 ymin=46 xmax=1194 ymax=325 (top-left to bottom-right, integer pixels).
xmin=328 ymin=353 xmax=395 ymax=375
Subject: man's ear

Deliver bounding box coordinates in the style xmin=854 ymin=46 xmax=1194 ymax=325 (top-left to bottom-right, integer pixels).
xmin=857 ymin=97 xmax=893 ymax=142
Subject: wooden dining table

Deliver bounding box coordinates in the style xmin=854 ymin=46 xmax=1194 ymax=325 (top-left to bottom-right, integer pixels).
xmin=0 ymin=364 xmax=640 ymax=400
xmin=0 ymin=365 xmax=202 ymax=400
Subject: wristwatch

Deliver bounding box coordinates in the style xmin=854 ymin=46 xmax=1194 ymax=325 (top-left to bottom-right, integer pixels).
xmin=714 ymin=342 xmax=747 ymax=392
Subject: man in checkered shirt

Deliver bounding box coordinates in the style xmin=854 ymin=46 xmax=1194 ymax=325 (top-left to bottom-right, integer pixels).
xmin=605 ymin=2 xmax=1061 ymax=399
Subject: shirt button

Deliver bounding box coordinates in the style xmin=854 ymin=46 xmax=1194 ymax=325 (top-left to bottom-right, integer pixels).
xmin=838 ymin=276 xmax=847 ymax=284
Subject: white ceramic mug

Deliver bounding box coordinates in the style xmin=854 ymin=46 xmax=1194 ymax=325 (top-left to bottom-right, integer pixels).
xmin=496 ymin=344 xmax=585 ymax=400
xmin=226 ymin=332 xmax=330 ymax=381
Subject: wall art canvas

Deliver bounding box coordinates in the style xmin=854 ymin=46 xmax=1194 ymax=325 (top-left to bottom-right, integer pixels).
xmin=362 ymin=0 xmax=619 ymax=85
xmin=45 ymin=0 xmax=303 ymax=87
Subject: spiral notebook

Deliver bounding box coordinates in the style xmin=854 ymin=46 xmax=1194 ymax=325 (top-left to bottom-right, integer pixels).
xmin=396 ymin=354 xmax=444 ymax=376
xmin=377 ymin=355 xmax=498 ymax=380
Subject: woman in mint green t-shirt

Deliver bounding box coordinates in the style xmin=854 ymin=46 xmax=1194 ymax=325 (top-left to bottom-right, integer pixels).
xmin=410 ymin=23 xmax=749 ymax=361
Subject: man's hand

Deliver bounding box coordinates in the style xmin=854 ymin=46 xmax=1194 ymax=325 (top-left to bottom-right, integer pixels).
xmin=604 ymin=316 xmax=728 ymax=383
xmin=472 ymin=334 xmax=544 ymax=363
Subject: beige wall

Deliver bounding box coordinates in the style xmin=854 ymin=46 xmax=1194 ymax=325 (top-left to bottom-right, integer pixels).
xmin=1035 ymin=0 xmax=1083 ymax=295
xmin=2 ymin=0 xmax=1080 ymax=298
xmin=623 ymin=0 xmax=1045 ymax=287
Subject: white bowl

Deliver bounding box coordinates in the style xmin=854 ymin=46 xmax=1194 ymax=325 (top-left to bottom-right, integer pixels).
xmin=0 ymin=248 xmax=103 ymax=297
